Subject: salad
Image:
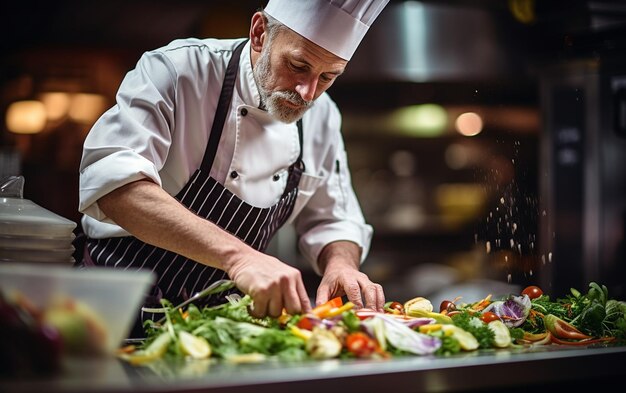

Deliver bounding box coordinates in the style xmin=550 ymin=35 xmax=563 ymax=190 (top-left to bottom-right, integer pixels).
xmin=118 ymin=282 xmax=626 ymax=365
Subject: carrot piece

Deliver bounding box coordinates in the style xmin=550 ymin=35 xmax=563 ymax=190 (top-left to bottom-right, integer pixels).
xmin=311 ymin=297 xmax=344 ymax=318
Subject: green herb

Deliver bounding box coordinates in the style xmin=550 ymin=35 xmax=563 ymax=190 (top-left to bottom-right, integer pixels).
xmin=433 ymin=332 xmax=461 ymax=356
xmin=508 ymin=327 xmax=525 ymax=341
xmin=529 ymin=295 xmax=571 ymax=320
xmin=451 ymin=312 xmax=494 ymax=349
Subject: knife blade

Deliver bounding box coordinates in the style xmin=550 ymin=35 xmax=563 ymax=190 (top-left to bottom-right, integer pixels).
xmin=155 ymin=279 xmax=236 ymax=324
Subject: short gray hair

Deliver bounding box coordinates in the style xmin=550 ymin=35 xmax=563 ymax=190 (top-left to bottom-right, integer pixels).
xmin=261 ymin=11 xmax=288 ymax=44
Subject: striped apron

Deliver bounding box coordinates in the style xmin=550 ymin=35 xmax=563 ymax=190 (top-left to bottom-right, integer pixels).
xmin=80 ymin=40 xmax=305 ymax=337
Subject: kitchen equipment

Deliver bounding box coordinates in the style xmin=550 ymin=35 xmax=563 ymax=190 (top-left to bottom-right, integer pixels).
xmin=536 ymin=18 xmax=626 ymax=299
xmin=0 ymin=262 xmax=155 ymax=355
xmin=342 ymin=1 xmax=522 ymax=83
xmin=0 ymin=175 xmax=77 ymax=264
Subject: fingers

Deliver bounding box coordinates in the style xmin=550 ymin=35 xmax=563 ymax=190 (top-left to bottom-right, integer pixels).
xmin=349 ymin=281 xmax=384 ymax=311
xmin=315 ymin=284 xmax=330 ymax=307
xmin=241 ymin=262 xmax=310 ymax=318
xmin=296 ymin=280 xmax=312 ymax=313
xmin=257 ymin=283 xmax=310 ymax=318
xmin=325 ymin=275 xmax=385 ymax=312
xmin=280 ymin=278 xmax=311 ymax=315
xmin=268 ymin=295 xmax=284 ymax=318
xmin=248 ymin=296 xmax=268 ymax=319
xmin=362 ymin=282 xmax=385 ymax=311
xmin=344 ymin=282 xmax=364 ymax=309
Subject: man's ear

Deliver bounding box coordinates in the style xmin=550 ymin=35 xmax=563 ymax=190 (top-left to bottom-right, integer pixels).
xmin=249 ymin=12 xmax=266 ymax=53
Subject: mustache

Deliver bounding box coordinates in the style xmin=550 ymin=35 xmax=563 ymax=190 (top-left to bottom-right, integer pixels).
xmin=272 ymin=90 xmax=312 ymax=108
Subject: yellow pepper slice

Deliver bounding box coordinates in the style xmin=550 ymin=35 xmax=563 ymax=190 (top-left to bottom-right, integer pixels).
xmin=418 ymin=324 xmax=443 ymax=334
xmin=323 ymin=302 xmax=355 ymax=318
xmin=290 ymin=325 xmax=313 ymax=341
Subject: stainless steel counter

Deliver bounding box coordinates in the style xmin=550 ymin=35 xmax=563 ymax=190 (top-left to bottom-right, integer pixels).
xmin=3 ymin=344 xmax=625 ymax=393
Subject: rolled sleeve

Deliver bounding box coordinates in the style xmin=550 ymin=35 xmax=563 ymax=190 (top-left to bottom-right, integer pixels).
xmin=79 ymin=150 xmax=162 ymax=222
xmin=298 ymin=220 xmax=373 ymax=276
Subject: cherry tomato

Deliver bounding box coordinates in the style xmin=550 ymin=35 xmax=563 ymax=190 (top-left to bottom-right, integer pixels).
xmin=391 ymin=301 xmax=404 ymax=311
xmin=439 ymin=300 xmax=457 ymax=313
xmin=345 ymin=332 xmax=378 ymax=358
xmin=480 ymin=311 xmax=501 ymax=323
xmin=521 ymin=285 xmax=543 ymax=299
xmin=384 ymin=301 xmax=404 ymax=314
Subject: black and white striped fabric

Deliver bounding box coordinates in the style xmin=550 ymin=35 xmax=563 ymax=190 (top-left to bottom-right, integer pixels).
xmin=85 ymin=170 xmax=301 ymax=306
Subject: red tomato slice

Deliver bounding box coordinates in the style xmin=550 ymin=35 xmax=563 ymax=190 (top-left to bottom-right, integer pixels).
xmin=345 ymin=332 xmax=378 ymax=358
xmin=551 ymin=335 xmax=615 ymax=346
xmin=553 ymin=319 xmax=591 ymax=340
xmin=480 ymin=311 xmax=501 ymax=323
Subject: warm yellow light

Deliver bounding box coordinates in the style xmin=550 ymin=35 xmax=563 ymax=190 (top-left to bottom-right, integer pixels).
xmin=455 ymin=112 xmax=483 ymax=136
xmin=393 ymin=104 xmax=447 ymax=137
xmin=6 ymin=100 xmax=47 ymax=134
xmin=68 ymin=93 xmax=108 ymax=124
xmin=39 ymin=92 xmax=71 ymax=121
xmin=435 ymin=183 xmax=486 ymax=228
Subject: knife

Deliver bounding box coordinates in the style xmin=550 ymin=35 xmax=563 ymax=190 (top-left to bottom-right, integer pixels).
xmin=155 ymin=279 xmax=236 ymax=325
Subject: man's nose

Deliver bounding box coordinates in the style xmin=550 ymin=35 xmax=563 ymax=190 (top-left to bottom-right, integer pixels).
xmin=295 ymin=77 xmax=318 ymax=102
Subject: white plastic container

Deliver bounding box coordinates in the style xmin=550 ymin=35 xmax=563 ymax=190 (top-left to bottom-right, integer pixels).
xmin=0 ymin=176 xmax=77 ymax=237
xmin=0 ymin=176 xmax=77 ymax=263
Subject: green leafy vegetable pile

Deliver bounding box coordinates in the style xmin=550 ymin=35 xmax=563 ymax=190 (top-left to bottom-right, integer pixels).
xmin=523 ymin=282 xmax=626 ymax=341
xmin=117 ymin=281 xmax=626 ymax=366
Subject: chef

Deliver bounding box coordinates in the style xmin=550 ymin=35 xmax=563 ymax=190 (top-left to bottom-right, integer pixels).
xmin=77 ymin=0 xmax=389 ymax=332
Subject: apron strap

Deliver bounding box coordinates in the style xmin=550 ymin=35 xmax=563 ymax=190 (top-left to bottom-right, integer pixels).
xmin=295 ymin=118 xmax=305 ymax=173
xmin=282 ymin=119 xmax=305 ymax=199
xmin=201 ymin=39 xmax=248 ymax=172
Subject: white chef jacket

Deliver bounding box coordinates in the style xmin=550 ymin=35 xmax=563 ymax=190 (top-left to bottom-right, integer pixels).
xmin=78 ymin=38 xmax=373 ymax=274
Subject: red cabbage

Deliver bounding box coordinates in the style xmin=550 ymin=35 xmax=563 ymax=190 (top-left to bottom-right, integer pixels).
xmin=483 ymin=295 xmax=531 ymax=327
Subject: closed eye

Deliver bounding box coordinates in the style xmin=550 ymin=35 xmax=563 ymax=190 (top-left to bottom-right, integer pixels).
xmin=289 ymin=61 xmax=308 ymax=73
xmin=320 ymin=73 xmax=334 ymax=83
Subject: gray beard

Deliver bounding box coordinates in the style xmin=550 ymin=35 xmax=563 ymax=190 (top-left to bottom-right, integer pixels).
xmin=253 ymin=46 xmax=313 ymax=124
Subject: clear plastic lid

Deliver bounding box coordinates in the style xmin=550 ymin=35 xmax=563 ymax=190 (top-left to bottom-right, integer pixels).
xmin=0 ymin=176 xmax=77 ymax=238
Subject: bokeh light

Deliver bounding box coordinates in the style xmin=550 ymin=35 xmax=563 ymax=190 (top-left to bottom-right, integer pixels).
xmin=455 ymin=112 xmax=483 ymax=136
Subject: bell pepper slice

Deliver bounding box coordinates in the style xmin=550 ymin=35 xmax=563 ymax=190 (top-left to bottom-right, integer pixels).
xmin=311 ymin=297 xmax=344 ymax=318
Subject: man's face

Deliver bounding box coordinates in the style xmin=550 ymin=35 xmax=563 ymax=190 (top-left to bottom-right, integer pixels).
xmin=253 ymin=27 xmax=347 ymax=123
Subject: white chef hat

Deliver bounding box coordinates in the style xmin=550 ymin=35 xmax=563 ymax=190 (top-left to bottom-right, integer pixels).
xmin=264 ymin=0 xmax=390 ymax=61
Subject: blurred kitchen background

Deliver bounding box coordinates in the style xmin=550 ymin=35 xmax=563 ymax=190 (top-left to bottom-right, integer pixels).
xmin=1 ymin=0 xmax=625 ymax=305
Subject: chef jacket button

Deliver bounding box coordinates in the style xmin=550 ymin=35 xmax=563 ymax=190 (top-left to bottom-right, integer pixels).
xmin=230 ymin=171 xmax=238 ymax=179
xmin=240 ymin=108 xmax=248 ymax=116
xmin=272 ymin=174 xmax=280 ymax=182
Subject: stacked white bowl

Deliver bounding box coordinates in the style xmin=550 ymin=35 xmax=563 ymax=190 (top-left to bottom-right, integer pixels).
xmin=0 ymin=176 xmax=77 ymax=265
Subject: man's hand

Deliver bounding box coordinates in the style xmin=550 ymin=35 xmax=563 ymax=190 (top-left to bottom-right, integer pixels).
xmin=315 ymin=241 xmax=385 ymax=311
xmin=225 ymin=250 xmax=312 ymax=318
